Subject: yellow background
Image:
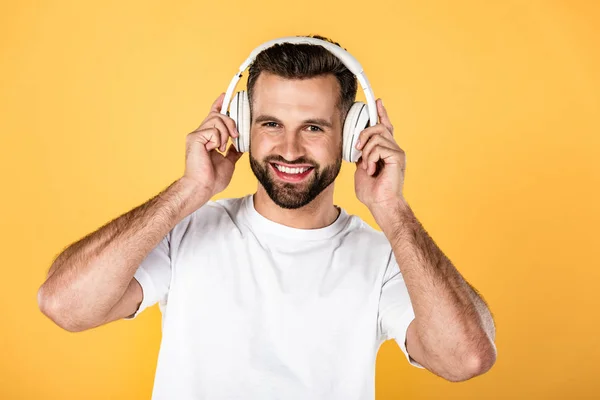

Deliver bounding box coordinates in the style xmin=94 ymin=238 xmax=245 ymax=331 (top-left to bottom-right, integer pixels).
xmin=1 ymin=0 xmax=598 ymax=398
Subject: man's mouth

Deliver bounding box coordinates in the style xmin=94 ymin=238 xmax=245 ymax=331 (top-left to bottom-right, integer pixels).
xmin=270 ymin=163 xmax=315 ymax=182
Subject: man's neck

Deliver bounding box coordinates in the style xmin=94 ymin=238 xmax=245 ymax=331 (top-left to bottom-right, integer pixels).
xmin=253 ymin=186 xmax=340 ymax=229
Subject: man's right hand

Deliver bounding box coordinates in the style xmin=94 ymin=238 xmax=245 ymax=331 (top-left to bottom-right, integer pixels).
xmin=182 ymin=93 xmax=244 ymax=202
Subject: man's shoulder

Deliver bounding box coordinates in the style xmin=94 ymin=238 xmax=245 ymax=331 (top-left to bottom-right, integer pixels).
xmin=341 ymin=211 xmax=392 ymax=248
xmin=193 ymin=195 xmax=248 ymax=222
xmin=170 ymin=195 xmax=248 ymax=236
xmin=208 ymin=195 xmax=247 ymax=213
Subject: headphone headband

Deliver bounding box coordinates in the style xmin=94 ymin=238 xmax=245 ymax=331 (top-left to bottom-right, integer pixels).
xmin=220 ymin=36 xmax=378 ymax=127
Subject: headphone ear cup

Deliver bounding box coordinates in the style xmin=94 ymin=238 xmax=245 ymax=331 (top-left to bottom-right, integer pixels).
xmin=342 ymin=102 xmax=370 ymax=163
xmin=228 ymin=91 xmax=251 ymax=152
xmin=241 ymin=91 xmax=251 ymax=153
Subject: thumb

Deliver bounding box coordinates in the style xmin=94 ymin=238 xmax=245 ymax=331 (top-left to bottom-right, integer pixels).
xmin=211 ymin=92 xmax=226 ymax=113
xmin=225 ymin=143 xmax=243 ymax=164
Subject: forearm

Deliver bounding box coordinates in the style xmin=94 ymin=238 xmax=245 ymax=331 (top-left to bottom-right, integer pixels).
xmin=372 ymin=199 xmax=496 ymax=374
xmin=39 ymin=177 xmax=207 ymax=328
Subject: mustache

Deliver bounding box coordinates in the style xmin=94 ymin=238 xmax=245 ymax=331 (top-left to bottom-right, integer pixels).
xmin=265 ymin=155 xmax=317 ymax=167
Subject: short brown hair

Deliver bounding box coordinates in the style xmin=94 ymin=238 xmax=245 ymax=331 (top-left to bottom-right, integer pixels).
xmin=246 ymin=34 xmax=358 ymax=127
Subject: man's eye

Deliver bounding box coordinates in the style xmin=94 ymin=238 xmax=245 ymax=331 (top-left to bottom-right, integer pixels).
xmin=263 ymin=122 xmax=279 ymax=128
xmin=307 ymin=125 xmax=323 ymax=132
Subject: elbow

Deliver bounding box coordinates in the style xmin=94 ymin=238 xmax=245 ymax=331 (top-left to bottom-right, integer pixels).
xmin=449 ymin=341 xmax=497 ymax=382
xmin=37 ymin=283 xmax=90 ymax=332
xmin=471 ymin=341 xmax=497 ymax=376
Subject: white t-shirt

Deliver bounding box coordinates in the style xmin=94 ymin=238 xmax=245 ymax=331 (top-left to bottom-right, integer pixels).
xmin=127 ymin=194 xmax=424 ymax=400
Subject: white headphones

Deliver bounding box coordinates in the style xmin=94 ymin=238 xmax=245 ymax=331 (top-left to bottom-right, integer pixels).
xmin=219 ymin=36 xmax=379 ymax=163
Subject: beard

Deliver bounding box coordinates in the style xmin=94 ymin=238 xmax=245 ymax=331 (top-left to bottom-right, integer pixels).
xmin=249 ymin=147 xmax=342 ymax=210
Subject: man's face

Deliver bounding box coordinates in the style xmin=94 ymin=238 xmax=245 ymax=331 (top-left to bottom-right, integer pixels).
xmin=249 ymin=72 xmax=343 ymax=209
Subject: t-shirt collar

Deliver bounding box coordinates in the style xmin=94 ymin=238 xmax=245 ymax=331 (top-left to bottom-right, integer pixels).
xmin=242 ymin=193 xmax=349 ymax=240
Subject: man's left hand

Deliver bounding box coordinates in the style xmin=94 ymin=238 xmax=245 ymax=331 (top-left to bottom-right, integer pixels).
xmin=354 ymin=98 xmax=406 ymax=211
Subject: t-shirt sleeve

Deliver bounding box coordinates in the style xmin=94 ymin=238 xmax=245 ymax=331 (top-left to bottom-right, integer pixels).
xmin=124 ymin=232 xmax=172 ymax=320
xmin=378 ymin=252 xmax=425 ymax=369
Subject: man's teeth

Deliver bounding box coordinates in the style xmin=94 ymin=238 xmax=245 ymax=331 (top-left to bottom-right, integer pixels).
xmin=274 ymin=164 xmax=311 ymax=174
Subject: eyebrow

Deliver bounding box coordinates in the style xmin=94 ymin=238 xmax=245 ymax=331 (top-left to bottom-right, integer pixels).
xmin=254 ymin=114 xmax=333 ymax=129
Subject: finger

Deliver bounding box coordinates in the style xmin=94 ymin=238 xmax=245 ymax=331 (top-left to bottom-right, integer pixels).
xmin=210 ymin=92 xmax=226 ymax=113
xmin=198 ymin=113 xmax=239 ymax=146
xmin=377 ymin=98 xmax=394 ymax=134
xmin=355 ymin=124 xmax=394 ymax=152
xmin=197 ymin=96 xmax=226 ymax=128
xmin=192 ymin=127 xmax=221 ymax=152
xmin=225 ymin=143 xmax=243 ymax=164
xmin=359 ymin=134 xmax=397 ymax=170
xmin=206 ymin=112 xmax=239 ymax=139
xmin=365 ymin=144 xmax=401 ymax=176
xmin=202 ymin=117 xmax=231 ymax=152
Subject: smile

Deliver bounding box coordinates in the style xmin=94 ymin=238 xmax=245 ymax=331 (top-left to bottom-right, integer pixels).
xmin=270 ymin=163 xmax=314 ymax=182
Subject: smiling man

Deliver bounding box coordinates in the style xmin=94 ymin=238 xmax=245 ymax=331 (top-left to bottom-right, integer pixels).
xmin=249 ymin=71 xmax=344 ymax=214
xmin=38 ymin=35 xmax=497 ymax=400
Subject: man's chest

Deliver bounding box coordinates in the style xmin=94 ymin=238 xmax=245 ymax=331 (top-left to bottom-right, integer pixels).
xmin=165 ymin=235 xmax=384 ymax=345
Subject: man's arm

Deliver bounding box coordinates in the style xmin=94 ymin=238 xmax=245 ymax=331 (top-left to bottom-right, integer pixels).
xmin=37 ymin=177 xmax=208 ymax=332
xmin=372 ymin=199 xmax=497 ymax=382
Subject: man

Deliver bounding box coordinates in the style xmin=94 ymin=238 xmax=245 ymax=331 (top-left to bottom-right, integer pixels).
xmin=38 ymin=35 xmax=497 ymax=399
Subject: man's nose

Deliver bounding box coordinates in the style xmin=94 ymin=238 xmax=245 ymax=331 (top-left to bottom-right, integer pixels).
xmin=279 ymin=132 xmax=304 ymax=161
